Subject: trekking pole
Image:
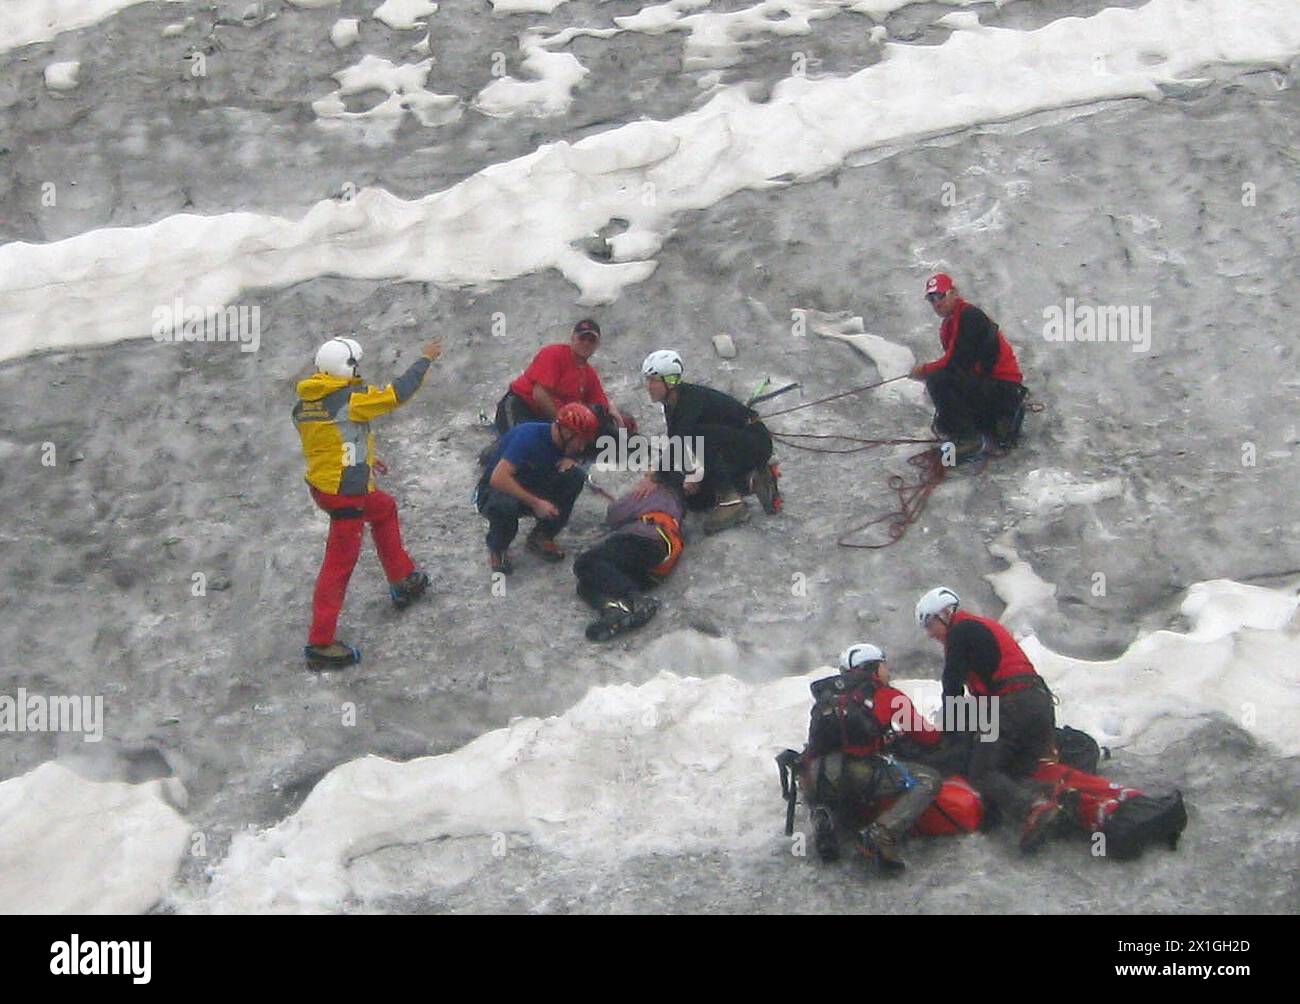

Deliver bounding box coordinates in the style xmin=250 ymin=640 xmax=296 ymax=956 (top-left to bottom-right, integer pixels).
xmin=748 ymin=381 xmax=801 ymax=408
xmin=758 ymin=374 xmax=908 ymax=420
xmin=776 ymin=750 xmax=801 ymax=837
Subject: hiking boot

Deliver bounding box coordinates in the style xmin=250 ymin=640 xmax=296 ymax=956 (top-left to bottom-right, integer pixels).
xmin=304 ymin=642 xmax=361 ymax=670
xmin=526 ymin=529 xmax=566 ymax=562
xmin=812 ymin=806 xmax=840 ymax=863
xmin=1055 ymin=786 xmax=1082 ymax=832
xmin=389 ymin=570 xmax=429 ymax=609
xmin=1020 ymin=798 xmax=1066 ymax=854
xmin=702 ymin=492 xmax=751 ymax=535
xmin=585 ymin=595 xmax=660 ymax=642
xmin=750 ymin=462 xmax=782 ymax=514
xmin=856 ymin=823 xmax=906 ymax=876
xmin=993 ymin=412 xmax=1018 ymax=449
xmin=489 ymin=550 xmax=513 ymax=576
xmin=945 ymin=433 xmax=988 ymax=464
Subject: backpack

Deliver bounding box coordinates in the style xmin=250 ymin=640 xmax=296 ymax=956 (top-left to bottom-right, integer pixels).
xmin=1055 ymin=725 xmax=1107 ymax=773
xmin=806 ymin=674 xmax=886 ymax=756
xmin=1101 ymin=791 xmax=1188 ymax=860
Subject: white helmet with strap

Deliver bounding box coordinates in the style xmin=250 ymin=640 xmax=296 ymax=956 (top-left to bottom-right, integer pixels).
xmin=315 ymin=337 xmax=363 ymax=378
xmin=915 ymin=586 xmax=960 ymax=627
xmin=839 ymin=642 xmax=886 ymax=673
xmin=642 ymin=349 xmax=684 ymax=383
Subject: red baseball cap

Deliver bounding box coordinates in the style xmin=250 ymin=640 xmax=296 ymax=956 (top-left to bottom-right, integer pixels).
xmin=925 ymin=273 xmax=954 ymax=296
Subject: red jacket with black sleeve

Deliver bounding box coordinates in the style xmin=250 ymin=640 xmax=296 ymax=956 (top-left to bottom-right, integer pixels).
xmin=918 ymin=299 xmax=1023 ymax=384
xmin=941 ymin=610 xmax=1040 ymax=699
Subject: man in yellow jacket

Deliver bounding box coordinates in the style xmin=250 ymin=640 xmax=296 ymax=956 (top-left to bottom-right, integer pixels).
xmin=293 ymin=335 xmax=442 ymax=669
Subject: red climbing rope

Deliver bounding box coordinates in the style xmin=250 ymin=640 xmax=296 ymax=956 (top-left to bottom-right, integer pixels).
xmin=836 ymin=445 xmax=949 ymax=549
xmin=758 ymin=378 xmax=1043 ymax=549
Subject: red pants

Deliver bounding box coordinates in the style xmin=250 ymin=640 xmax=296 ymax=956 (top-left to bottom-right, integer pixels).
xmin=1033 ymin=762 xmax=1143 ymax=831
xmin=308 ymin=487 xmax=415 ymax=646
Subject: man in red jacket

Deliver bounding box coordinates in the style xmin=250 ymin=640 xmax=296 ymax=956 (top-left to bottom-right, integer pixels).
xmin=803 ymin=643 xmax=942 ymax=874
xmin=494 ymin=319 xmax=632 ymax=433
xmin=915 ymin=586 xmax=1064 ymax=852
xmin=908 ymin=273 xmax=1027 ymax=458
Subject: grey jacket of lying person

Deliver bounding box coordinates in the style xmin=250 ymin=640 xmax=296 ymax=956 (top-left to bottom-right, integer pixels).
xmin=605 ymin=484 xmax=685 ymax=546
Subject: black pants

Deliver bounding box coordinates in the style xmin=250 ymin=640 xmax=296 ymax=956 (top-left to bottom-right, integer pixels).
xmin=966 ymin=681 xmax=1056 ymax=824
xmin=476 ymin=465 xmax=585 ymax=552
xmin=685 ymin=421 xmax=773 ymax=511
xmin=493 ymin=390 xmax=541 ymax=435
xmin=925 ymin=370 xmax=1023 ymax=439
xmin=573 ymin=533 xmax=666 ymax=607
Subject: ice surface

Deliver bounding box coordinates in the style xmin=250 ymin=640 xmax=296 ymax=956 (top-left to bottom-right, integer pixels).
xmin=5 ymin=0 xmax=1297 ymax=362
xmin=3 ymin=0 xmax=1298 ymax=915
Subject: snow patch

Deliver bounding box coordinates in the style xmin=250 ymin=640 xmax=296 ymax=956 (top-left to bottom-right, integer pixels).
xmin=806 ymin=309 xmax=926 ymax=406
xmin=1016 ymin=468 xmax=1124 ymax=513
xmin=329 ymin=17 xmax=360 ymax=49
xmin=43 ymin=60 xmax=80 ymax=91
xmin=0 ymin=762 xmax=190 ymax=914
xmin=474 ymin=31 xmax=590 ymax=118
xmin=374 ymin=0 xmax=438 ymax=31
xmin=198 ymin=578 xmax=1300 ymax=913
xmin=312 ymin=54 xmax=461 ymax=139
xmin=1027 ymin=579 xmax=1300 ymax=758
xmin=0 ymin=0 xmax=184 ymax=55
xmin=985 ymin=533 xmax=1058 ymax=633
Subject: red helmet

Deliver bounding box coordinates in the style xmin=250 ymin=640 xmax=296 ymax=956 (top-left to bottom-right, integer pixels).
xmin=556 ymin=402 xmax=600 ymax=439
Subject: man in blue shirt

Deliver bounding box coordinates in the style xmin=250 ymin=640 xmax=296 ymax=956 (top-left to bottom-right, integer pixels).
xmin=475 ymin=403 xmax=599 ymax=574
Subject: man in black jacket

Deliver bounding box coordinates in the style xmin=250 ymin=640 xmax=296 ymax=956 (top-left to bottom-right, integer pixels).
xmin=634 ymin=350 xmax=776 ymax=535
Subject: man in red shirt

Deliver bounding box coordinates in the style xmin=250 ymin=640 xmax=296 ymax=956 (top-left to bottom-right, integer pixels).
xmin=494 ymin=319 xmax=631 ymax=433
xmin=802 ymin=643 xmax=942 ymax=874
xmin=914 ymin=586 xmax=1065 ymax=853
xmin=908 ymin=273 xmax=1027 ymax=458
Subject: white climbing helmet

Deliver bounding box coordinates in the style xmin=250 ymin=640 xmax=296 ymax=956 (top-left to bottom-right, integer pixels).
xmin=839 ymin=642 xmax=886 ymax=673
xmin=915 ymin=586 xmax=961 ymax=627
xmin=315 ymin=337 xmax=363 ymax=379
xmin=642 ymin=349 xmax=684 ymax=383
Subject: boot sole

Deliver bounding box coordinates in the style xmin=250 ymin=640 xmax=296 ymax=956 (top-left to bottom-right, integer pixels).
xmin=813 ymin=812 xmax=840 ymax=863
xmin=586 ymin=599 xmax=659 ymax=642
xmin=1020 ymin=804 xmax=1065 ymax=854
xmin=304 ymin=645 xmax=362 ymax=670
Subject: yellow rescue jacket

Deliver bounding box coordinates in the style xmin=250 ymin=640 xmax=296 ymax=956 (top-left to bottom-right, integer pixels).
xmin=292 ymin=358 xmax=429 ymax=495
